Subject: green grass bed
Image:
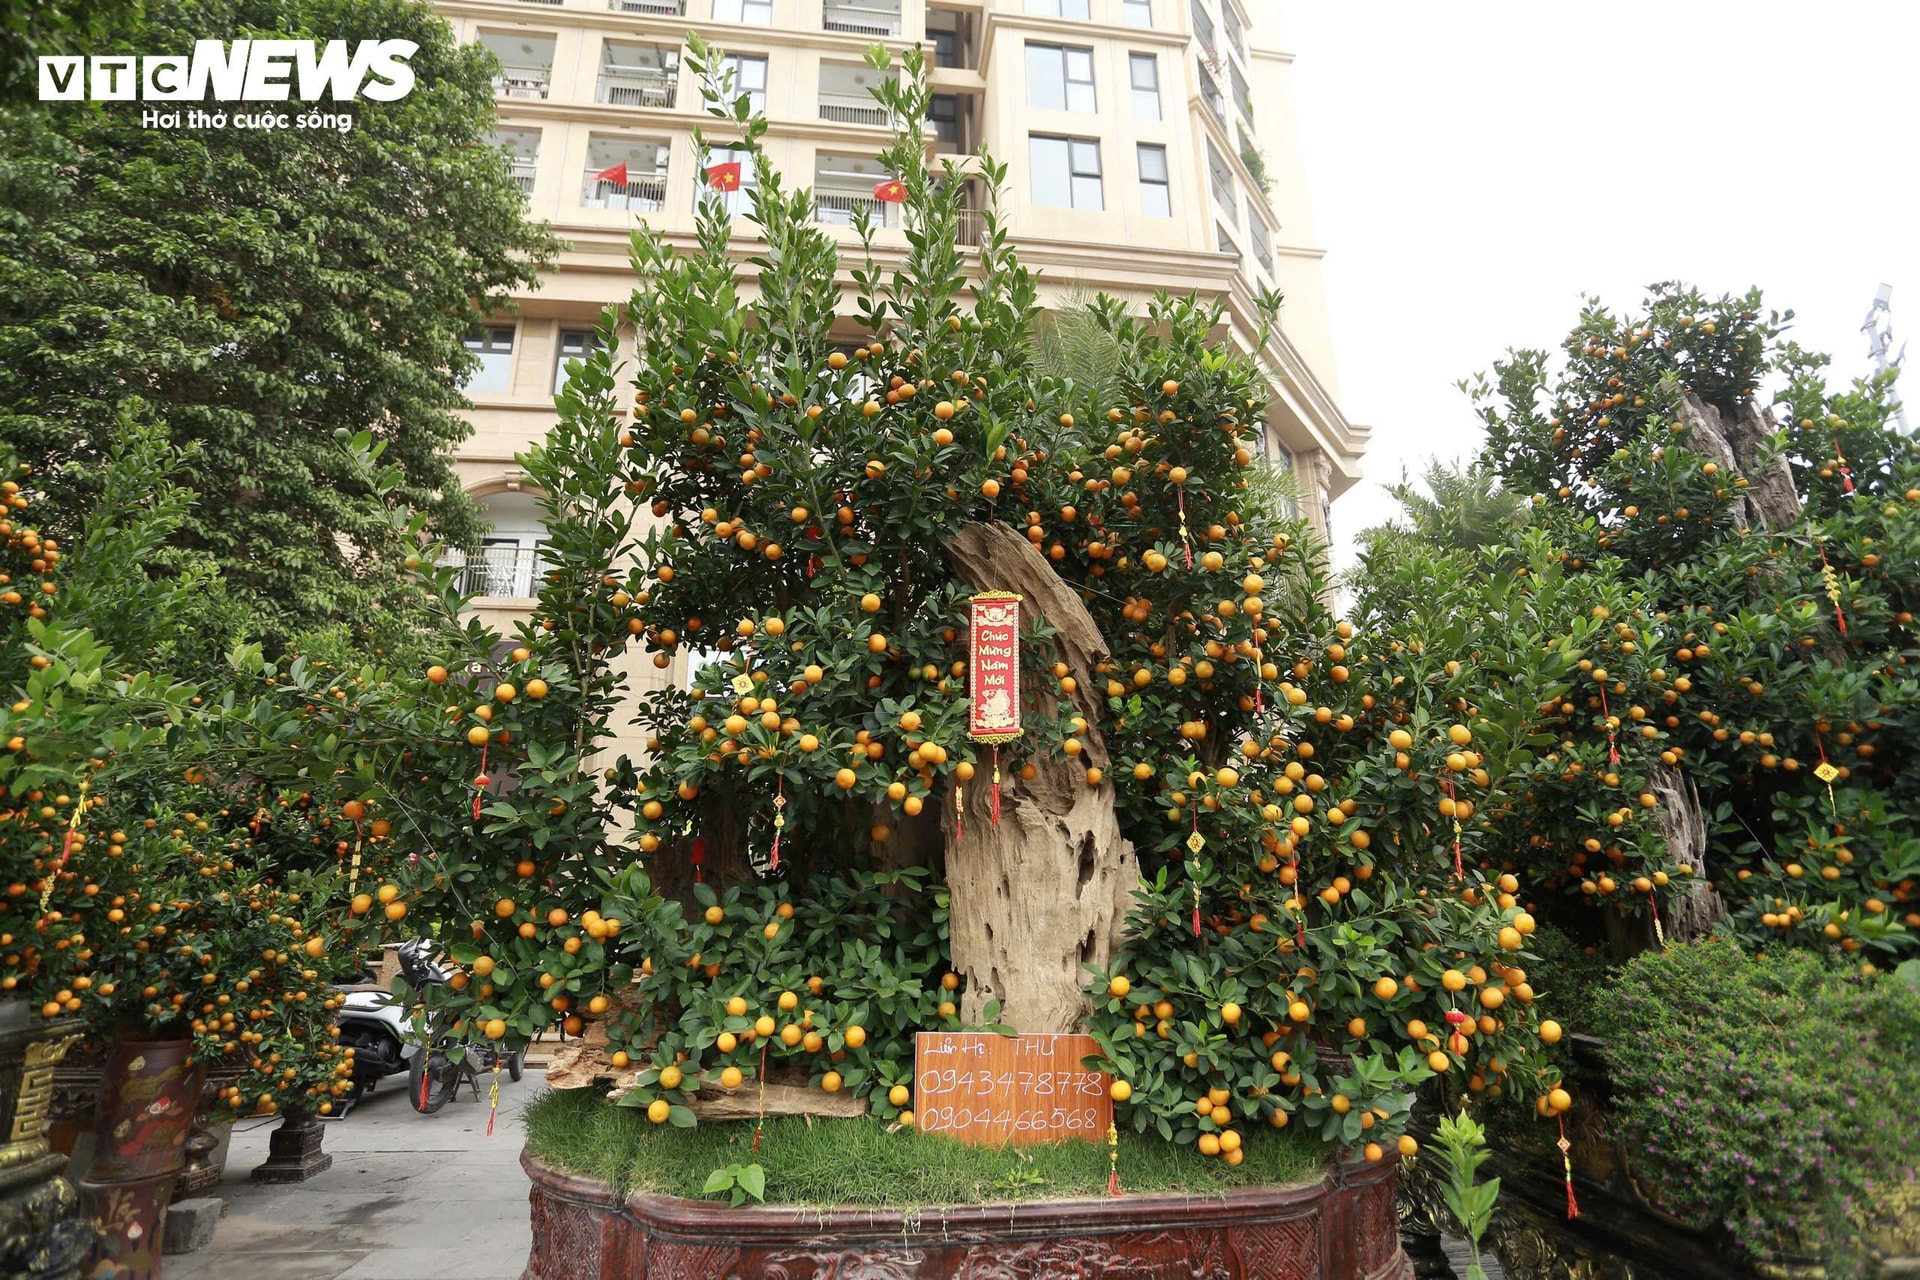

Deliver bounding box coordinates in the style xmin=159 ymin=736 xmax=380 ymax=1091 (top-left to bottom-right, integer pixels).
xmin=520 ymin=1088 xmax=1327 ymax=1209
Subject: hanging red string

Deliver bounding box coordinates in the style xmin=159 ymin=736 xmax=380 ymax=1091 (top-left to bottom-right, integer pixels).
xmin=1557 ymin=1113 xmax=1581 ymax=1219
xmin=472 ymin=743 xmax=489 ymax=822
xmin=1646 ymin=884 xmax=1665 ymax=948
xmin=1441 ymin=778 xmax=1464 ymax=880
xmin=1598 ymin=687 xmax=1620 ymax=766
xmin=990 ymin=746 xmax=1002 ymax=826
xmin=1189 ymin=816 xmax=1205 ymax=937
xmin=1814 ymin=734 xmax=1841 ymax=818
xmin=752 ymin=1042 xmax=769 ymax=1152
xmin=485 ymin=1057 xmax=501 ymax=1136
xmin=1177 ymin=484 xmax=1192 ymax=569
xmin=769 ymin=781 xmax=786 ymax=872
xmin=1818 ymin=544 xmax=1848 ymax=636
xmin=1831 ymin=435 xmax=1855 ymax=494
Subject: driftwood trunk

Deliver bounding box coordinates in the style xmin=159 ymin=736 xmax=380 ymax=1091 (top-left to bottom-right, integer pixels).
xmin=944 ymin=522 xmax=1139 ymax=1034
xmin=1646 ymin=391 xmax=1807 ymax=942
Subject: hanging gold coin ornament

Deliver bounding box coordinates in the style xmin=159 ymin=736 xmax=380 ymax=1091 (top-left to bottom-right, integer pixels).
xmin=966 ymin=591 xmax=1024 ymax=827
xmin=1177 ymin=482 xmax=1192 ymax=568
xmin=1187 ymin=824 xmax=1206 ymax=937
xmin=1814 ymin=733 xmax=1841 ymax=819
xmin=42 ymin=779 xmax=89 ymax=912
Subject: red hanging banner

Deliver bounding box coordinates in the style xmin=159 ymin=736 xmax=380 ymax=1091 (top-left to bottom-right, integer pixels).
xmin=967 ymin=591 xmax=1024 ymax=744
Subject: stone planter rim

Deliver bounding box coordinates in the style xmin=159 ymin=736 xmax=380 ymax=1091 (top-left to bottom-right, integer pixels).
xmin=522 ymin=1146 xmax=1391 ymax=1242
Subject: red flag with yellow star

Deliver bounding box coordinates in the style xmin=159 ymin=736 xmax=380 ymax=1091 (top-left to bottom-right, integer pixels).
xmin=872 ymin=177 xmax=907 ymax=203
xmin=705 ymin=161 xmax=743 ymax=191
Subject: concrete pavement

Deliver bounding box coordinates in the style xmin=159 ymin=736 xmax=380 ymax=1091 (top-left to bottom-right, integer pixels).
xmin=165 ymin=1069 xmax=543 ymax=1280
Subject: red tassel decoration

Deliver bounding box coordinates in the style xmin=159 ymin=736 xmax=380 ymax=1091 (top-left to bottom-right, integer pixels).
xmin=1107 ymin=1123 xmax=1122 ymax=1197
xmin=769 ymin=782 xmax=785 ymax=872
xmin=954 ymin=783 xmax=963 ymax=845
xmin=690 ymin=836 xmax=706 ymax=885
xmin=472 ymin=743 xmax=489 ymax=822
xmin=990 ymin=748 xmax=1002 ymax=825
xmin=1599 ymin=687 xmax=1620 ymax=766
xmin=1832 ymin=435 xmax=1855 ymax=494
xmin=1558 ymin=1113 xmax=1580 ymax=1219
xmin=1177 ymin=484 xmax=1192 ymax=569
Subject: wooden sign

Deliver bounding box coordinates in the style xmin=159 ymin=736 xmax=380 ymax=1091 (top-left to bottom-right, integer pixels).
xmin=913 ymin=1032 xmax=1110 ymax=1146
xmin=966 ymin=591 xmax=1023 ymax=742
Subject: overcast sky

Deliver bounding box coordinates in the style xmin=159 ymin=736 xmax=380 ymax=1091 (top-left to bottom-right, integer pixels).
xmin=1280 ymin=1 xmax=1920 ymax=571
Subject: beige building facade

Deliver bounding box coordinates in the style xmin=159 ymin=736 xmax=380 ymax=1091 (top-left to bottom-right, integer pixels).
xmin=433 ymin=0 xmax=1366 ymax=759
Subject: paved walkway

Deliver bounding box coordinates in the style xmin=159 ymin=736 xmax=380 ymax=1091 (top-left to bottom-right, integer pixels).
xmin=166 ymin=1070 xmax=543 ymax=1280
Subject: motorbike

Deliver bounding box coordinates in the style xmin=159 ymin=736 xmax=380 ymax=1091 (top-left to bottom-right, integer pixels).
xmin=333 ymin=938 xmax=523 ymax=1116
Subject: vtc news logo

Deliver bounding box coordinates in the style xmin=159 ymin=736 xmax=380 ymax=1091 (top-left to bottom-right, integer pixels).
xmin=38 ymin=40 xmax=418 ymax=102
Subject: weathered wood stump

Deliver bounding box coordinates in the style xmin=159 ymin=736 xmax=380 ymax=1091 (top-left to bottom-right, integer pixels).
xmin=944 ymin=522 xmax=1141 ymax=1034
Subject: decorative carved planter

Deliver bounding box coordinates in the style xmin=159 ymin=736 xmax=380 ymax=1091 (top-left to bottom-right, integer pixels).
xmin=79 ymin=1037 xmax=202 ymax=1280
xmin=0 ymin=1004 xmax=93 ymax=1280
xmin=522 ymin=1148 xmax=1412 ymax=1280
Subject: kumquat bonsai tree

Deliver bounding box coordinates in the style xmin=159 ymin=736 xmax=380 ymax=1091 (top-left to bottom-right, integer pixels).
xmin=283 ymin=45 xmax=1577 ymax=1177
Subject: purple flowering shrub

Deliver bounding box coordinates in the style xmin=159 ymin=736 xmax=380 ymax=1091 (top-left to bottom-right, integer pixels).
xmin=1593 ymin=937 xmax=1920 ymax=1273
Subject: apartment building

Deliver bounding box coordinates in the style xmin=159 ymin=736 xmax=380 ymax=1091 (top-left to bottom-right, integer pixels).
xmin=433 ymin=0 xmax=1366 ymax=757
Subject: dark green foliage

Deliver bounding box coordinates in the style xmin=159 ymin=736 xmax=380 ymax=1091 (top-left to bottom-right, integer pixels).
xmin=1590 ymin=938 xmax=1920 ymax=1273
xmin=0 ymin=0 xmax=558 ymax=649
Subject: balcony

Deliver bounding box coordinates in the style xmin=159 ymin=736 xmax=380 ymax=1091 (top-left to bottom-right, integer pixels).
xmin=1198 ymin=65 xmax=1225 ymax=127
xmin=819 ymin=61 xmax=890 ymax=125
xmin=492 ymin=65 xmax=551 ymax=99
xmin=820 ymin=93 xmax=886 ymax=126
xmin=598 ymin=64 xmax=677 ymax=109
xmin=583 ymin=169 xmax=668 ymax=211
xmin=509 ymin=158 xmax=537 ymax=194
xmin=456 ymin=544 xmax=545 ymax=600
xmin=609 ymin=0 xmax=686 ymax=13
xmin=816 ymin=190 xmax=899 ymax=228
xmin=823 ymin=1 xmax=901 ymax=37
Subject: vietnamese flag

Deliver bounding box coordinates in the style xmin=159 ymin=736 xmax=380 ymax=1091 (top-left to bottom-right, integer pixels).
xmin=872 ymin=177 xmax=907 ymax=203
xmin=706 ymin=160 xmax=743 ymax=191
xmin=591 ymin=162 xmax=628 ymax=187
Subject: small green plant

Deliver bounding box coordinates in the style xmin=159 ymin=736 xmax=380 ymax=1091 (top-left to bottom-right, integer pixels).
xmin=703 ymin=1162 xmax=768 ymax=1207
xmin=1435 ymin=1110 xmax=1500 ymax=1280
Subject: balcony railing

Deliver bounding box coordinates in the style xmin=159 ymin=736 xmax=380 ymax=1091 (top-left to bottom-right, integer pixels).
xmin=1198 ymin=68 xmax=1225 ymax=126
xmin=815 ymin=190 xmax=898 ymax=229
xmin=955 ymin=208 xmax=984 ymax=246
xmin=509 ymin=159 xmax=537 ymax=194
xmin=583 ymin=170 xmax=668 ymax=211
xmin=518 ymin=0 xmax=562 ymax=6
xmin=598 ymin=65 xmax=677 ymax=108
xmin=823 ymin=2 xmax=901 ymax=36
xmin=493 ymin=66 xmax=552 ymax=99
xmin=609 ymin=0 xmax=685 ymax=13
xmin=819 ymin=92 xmax=887 ymax=126
xmin=455 ymin=545 xmax=545 ymax=600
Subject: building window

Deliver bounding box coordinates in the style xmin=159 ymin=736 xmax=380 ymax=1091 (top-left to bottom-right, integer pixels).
xmin=1124 ymin=0 xmax=1152 ymax=26
xmin=697 ymin=144 xmax=758 ymax=217
xmin=462 ymin=326 xmax=515 ymax=396
xmin=1190 ymin=0 xmax=1216 ymax=56
xmin=1136 ymin=144 xmax=1171 ymax=217
xmin=1223 ymin=1 xmax=1246 ymax=57
xmin=719 ymin=53 xmax=767 ymax=115
xmin=1026 ymin=44 xmax=1096 ymax=113
xmin=1030 ymin=135 xmax=1102 ymax=210
xmin=1206 ymin=139 xmax=1236 ymax=222
xmin=931 ymin=26 xmax=962 ymax=68
xmin=1129 ymin=53 xmax=1160 ymax=120
xmin=554 ymin=329 xmax=605 ymax=396
xmin=1216 ymin=223 xmax=1237 ymax=256
xmin=1248 ymin=215 xmax=1272 ymax=275
xmin=1024 ymin=0 xmax=1091 ymax=16
xmin=712 ymin=0 xmax=772 ymax=22
xmin=1230 ymin=61 xmax=1253 ymax=120
xmin=929 ymin=93 xmax=960 ymax=146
